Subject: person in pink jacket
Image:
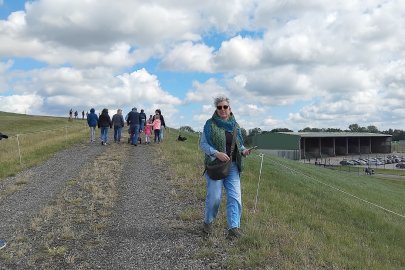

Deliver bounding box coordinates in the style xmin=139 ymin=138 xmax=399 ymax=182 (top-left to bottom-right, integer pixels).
xmin=144 ymin=119 xmax=153 ymax=144
xmin=152 ymin=114 xmax=161 ymax=143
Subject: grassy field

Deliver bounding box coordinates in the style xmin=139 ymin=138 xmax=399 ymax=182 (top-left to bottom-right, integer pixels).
xmin=0 ymin=111 xmax=88 ymax=179
xmin=1 ymin=113 xmax=404 ymax=269
xmin=160 ymin=128 xmax=405 ymax=269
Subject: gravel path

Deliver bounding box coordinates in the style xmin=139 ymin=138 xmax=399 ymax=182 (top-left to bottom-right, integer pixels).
xmin=0 ymin=140 xmax=213 ymax=269
xmin=90 ymin=144 xmax=208 ymax=269
xmin=0 ymin=143 xmax=106 ymax=241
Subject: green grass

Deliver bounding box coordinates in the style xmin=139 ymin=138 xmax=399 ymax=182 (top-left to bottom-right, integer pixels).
xmin=160 ymin=128 xmax=405 ymax=269
xmin=1 ymin=113 xmax=404 ymax=269
xmin=0 ymin=111 xmax=88 ymax=179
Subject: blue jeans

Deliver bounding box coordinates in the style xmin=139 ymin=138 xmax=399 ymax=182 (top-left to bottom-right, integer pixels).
xmin=159 ymin=126 xmax=165 ymax=141
xmin=100 ymin=127 xmax=109 ymax=143
xmin=204 ymin=162 xmax=241 ymax=229
xmin=140 ymin=119 xmax=145 ymax=131
xmin=114 ymin=126 xmax=122 ymax=142
xmin=131 ymin=124 xmax=140 ymax=145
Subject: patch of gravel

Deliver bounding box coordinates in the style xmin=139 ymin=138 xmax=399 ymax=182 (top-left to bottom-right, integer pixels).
xmin=0 ymin=143 xmax=107 ymax=241
xmin=0 ymin=139 xmax=221 ymax=269
xmin=88 ymin=143 xmax=211 ymax=269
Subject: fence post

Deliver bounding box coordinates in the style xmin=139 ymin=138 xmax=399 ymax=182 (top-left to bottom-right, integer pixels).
xmin=16 ymin=134 xmax=23 ymax=166
xmin=254 ymin=153 xmax=265 ymax=213
xmin=65 ymin=126 xmax=68 ymax=145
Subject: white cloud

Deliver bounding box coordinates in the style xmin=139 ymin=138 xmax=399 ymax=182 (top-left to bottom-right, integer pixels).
xmin=185 ymin=78 xmax=228 ymax=103
xmin=2 ymin=0 xmax=405 ymax=132
xmin=0 ymin=94 xmax=44 ymax=114
xmin=215 ymin=35 xmax=263 ymax=70
xmin=160 ymin=42 xmax=214 ymax=72
xmin=4 ymin=67 xmax=180 ymax=116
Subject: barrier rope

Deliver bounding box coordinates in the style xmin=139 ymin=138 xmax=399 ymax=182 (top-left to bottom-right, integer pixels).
xmin=254 ymin=154 xmax=405 ymax=219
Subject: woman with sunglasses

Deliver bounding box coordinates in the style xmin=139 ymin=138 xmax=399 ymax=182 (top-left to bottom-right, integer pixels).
xmin=200 ymin=96 xmax=252 ymax=240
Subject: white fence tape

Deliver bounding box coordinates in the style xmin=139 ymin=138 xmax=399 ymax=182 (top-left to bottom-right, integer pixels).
xmin=254 ymin=154 xmax=405 ymax=219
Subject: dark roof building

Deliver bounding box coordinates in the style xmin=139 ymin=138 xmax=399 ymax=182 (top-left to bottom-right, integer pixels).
xmin=252 ymin=132 xmax=392 ymax=160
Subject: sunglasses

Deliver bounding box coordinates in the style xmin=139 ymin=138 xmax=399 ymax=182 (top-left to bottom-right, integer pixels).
xmin=216 ymin=105 xmax=229 ymax=110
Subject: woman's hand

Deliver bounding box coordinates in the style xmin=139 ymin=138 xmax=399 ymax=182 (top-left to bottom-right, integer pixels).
xmin=215 ymin=152 xmax=230 ymax=162
xmin=242 ymin=149 xmax=252 ymax=156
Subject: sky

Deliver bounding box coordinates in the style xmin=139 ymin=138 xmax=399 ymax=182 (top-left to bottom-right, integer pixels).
xmin=1 ymin=0 xmax=405 ymax=132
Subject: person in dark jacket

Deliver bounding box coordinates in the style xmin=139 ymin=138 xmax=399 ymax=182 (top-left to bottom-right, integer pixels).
xmin=126 ymin=107 xmax=141 ymax=146
xmin=87 ymin=108 xmax=99 ymax=143
xmin=139 ymin=109 xmax=147 ymax=131
xmin=112 ymin=109 xmax=125 ymax=143
xmin=155 ymin=109 xmax=166 ymax=142
xmin=98 ymin=108 xmax=112 ymax=145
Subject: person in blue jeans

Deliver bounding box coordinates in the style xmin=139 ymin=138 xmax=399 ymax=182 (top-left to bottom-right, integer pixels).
xmin=112 ymin=109 xmax=124 ymax=143
xmin=98 ymin=108 xmax=112 ymax=145
xmin=199 ymin=95 xmax=252 ymax=239
xmin=126 ymin=107 xmax=141 ymax=146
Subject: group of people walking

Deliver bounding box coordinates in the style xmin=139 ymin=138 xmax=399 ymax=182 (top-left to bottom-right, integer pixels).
xmin=69 ymin=109 xmax=86 ymax=120
xmin=86 ymin=107 xmax=165 ymax=146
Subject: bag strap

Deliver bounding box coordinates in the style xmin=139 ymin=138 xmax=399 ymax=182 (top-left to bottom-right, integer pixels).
xmin=229 ymin=127 xmax=237 ymax=161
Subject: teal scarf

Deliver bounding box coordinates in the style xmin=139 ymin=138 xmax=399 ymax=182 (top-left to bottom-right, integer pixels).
xmin=203 ymin=112 xmax=244 ymax=147
xmin=203 ymin=112 xmax=244 ymax=171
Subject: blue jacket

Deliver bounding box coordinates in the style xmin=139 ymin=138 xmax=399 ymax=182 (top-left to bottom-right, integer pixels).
xmin=87 ymin=109 xmax=98 ymax=127
xmin=127 ymin=111 xmax=140 ymax=126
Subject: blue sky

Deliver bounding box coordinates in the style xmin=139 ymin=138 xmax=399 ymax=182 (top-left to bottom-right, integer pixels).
xmin=1 ymin=0 xmax=405 ymax=132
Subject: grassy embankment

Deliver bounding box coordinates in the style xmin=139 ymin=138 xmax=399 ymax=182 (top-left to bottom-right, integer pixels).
xmin=159 ymin=128 xmax=405 ymax=269
xmin=0 ymin=111 xmax=88 ymax=179
xmin=0 ymin=113 xmax=404 ymax=269
xmin=0 ymin=112 xmax=125 ymax=268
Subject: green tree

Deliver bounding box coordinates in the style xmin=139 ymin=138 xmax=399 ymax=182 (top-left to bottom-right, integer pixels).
xmin=367 ymin=125 xmax=379 ymax=133
xmin=348 ymin=123 xmax=360 ymax=132
xmin=248 ymin=127 xmax=262 ymax=136
xmin=179 ymin=126 xmax=195 ymax=133
xmin=240 ymin=128 xmax=248 ymax=143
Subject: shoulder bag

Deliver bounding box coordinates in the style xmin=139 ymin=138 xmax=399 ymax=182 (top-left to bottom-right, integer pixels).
xmin=205 ymin=128 xmax=237 ymax=180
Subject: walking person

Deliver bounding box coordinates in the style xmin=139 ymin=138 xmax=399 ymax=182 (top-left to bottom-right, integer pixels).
xmin=74 ymin=111 xmax=78 ymax=119
xmin=112 ymin=109 xmax=125 ymax=143
xmin=155 ymin=109 xmax=166 ymax=142
xmin=126 ymin=107 xmax=141 ymax=146
xmin=98 ymin=108 xmax=112 ymax=145
xmin=87 ymin=108 xmax=99 ymax=143
xmin=152 ymin=114 xmax=161 ymax=143
xmin=144 ymin=119 xmax=152 ymax=144
xmin=199 ymin=96 xmax=252 ymax=239
xmin=139 ymin=109 xmax=147 ymax=132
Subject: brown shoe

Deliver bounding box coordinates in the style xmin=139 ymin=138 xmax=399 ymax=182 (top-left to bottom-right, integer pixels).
xmin=227 ymin=228 xmax=242 ymax=240
xmin=202 ymin=222 xmax=212 ymax=235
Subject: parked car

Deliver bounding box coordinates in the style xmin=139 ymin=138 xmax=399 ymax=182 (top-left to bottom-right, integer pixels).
xmin=367 ymin=160 xmax=384 ymax=166
xmin=340 ymin=160 xmax=355 ymax=166
xmin=350 ymin=160 xmax=361 ymax=165
xmin=395 ymin=163 xmax=405 ymax=169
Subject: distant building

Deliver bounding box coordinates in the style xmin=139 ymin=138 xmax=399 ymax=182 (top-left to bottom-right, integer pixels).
xmin=252 ymin=132 xmax=392 ymax=160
